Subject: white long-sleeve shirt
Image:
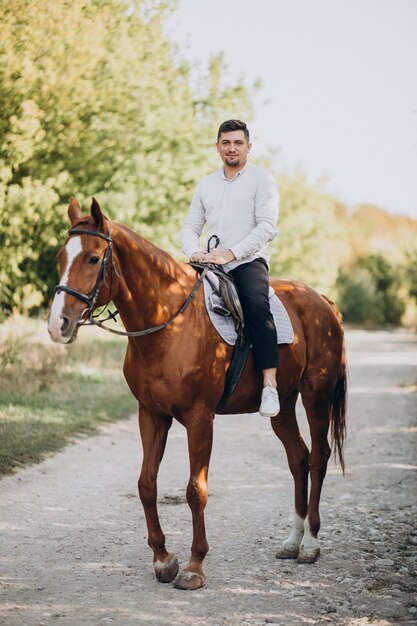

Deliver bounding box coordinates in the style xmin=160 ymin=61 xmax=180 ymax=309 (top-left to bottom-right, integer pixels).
xmin=182 ymin=162 xmax=279 ymax=272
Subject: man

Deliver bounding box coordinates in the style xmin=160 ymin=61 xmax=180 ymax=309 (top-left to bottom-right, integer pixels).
xmin=182 ymin=119 xmax=280 ymax=417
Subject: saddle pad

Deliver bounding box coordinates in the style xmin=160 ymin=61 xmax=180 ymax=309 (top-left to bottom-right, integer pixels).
xmin=203 ymin=278 xmax=294 ymax=346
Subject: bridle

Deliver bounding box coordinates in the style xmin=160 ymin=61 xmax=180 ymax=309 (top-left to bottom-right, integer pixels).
xmin=55 ymin=227 xmax=114 ymax=321
xmin=54 ymin=226 xmax=209 ymax=337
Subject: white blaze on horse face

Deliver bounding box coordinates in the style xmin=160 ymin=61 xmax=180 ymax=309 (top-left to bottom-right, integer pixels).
xmin=48 ymin=236 xmax=83 ymax=341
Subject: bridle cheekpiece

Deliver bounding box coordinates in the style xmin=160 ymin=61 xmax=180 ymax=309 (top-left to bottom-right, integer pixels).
xmin=54 ymin=226 xmax=115 ymax=323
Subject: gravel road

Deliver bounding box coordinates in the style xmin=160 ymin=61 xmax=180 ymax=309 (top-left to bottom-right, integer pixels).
xmin=1 ymin=330 xmax=416 ymax=626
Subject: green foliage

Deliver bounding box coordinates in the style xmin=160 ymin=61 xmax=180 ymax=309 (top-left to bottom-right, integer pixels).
xmin=269 ymin=170 xmax=350 ymax=295
xmin=336 ymin=268 xmax=379 ymax=325
xmin=268 ymin=173 xmax=417 ymax=325
xmin=404 ymin=249 xmax=417 ymax=304
xmin=336 ymin=254 xmax=406 ymax=326
xmin=0 ymin=0 xmax=254 ymax=317
xmin=0 ymin=174 xmax=65 ymax=314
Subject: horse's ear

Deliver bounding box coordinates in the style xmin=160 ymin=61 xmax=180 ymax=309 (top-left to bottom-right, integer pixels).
xmin=68 ymin=197 xmax=82 ymax=223
xmin=90 ymin=197 xmax=104 ymax=229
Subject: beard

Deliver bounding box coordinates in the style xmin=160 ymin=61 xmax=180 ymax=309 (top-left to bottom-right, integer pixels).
xmin=225 ymin=156 xmax=240 ymax=166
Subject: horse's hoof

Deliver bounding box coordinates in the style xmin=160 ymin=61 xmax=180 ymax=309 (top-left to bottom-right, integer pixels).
xmin=154 ymin=554 xmax=179 ymax=583
xmin=297 ymin=546 xmax=320 ymax=564
xmin=173 ymin=570 xmax=205 ymax=590
xmin=276 ymin=544 xmax=300 ymax=559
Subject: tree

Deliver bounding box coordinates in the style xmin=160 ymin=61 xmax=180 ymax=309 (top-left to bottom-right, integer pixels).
xmin=0 ymin=0 xmax=254 ymax=318
xmin=269 ymin=170 xmax=351 ymax=295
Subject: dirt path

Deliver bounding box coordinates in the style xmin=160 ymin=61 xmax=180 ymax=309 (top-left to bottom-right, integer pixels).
xmin=1 ymin=330 xmax=416 ymax=626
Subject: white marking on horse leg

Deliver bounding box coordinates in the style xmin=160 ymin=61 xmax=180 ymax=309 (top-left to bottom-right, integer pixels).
xmin=276 ymin=511 xmax=304 ymax=559
xmin=287 ymin=511 xmax=305 ymax=546
xmin=48 ymin=237 xmax=82 ymax=342
xmin=298 ymin=517 xmax=321 ymax=563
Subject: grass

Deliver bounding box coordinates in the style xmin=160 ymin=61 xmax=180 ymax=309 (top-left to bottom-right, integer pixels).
xmin=0 ymin=316 xmax=136 ymax=476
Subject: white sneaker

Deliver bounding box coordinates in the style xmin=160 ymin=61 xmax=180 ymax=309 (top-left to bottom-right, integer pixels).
xmin=259 ymin=385 xmax=280 ymax=417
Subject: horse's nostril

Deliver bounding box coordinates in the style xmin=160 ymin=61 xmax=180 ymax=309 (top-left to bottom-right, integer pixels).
xmin=61 ymin=316 xmax=70 ymax=334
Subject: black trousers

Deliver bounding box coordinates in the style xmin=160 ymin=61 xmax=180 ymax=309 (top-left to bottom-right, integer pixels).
xmin=229 ymin=258 xmax=279 ymax=371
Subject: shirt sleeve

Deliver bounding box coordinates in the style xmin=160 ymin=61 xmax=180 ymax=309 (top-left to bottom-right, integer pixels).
xmin=230 ymin=172 xmax=280 ymax=260
xmin=181 ymin=182 xmax=206 ymax=258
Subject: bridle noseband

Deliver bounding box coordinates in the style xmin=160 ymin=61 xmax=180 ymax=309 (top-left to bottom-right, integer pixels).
xmin=54 ymin=226 xmax=209 ymax=337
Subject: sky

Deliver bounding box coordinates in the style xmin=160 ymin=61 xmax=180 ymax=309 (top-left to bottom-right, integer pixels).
xmin=165 ymin=0 xmax=417 ymax=218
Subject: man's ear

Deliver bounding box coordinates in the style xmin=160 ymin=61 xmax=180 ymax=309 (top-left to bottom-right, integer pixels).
xmin=247 ymin=142 xmax=252 ymax=153
xmin=90 ymin=197 xmax=104 ymax=229
xmin=68 ymin=198 xmax=82 ymax=223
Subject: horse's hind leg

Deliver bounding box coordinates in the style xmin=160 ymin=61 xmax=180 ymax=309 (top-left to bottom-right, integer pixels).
xmin=271 ymin=391 xmax=310 ymax=560
xmin=137 ymin=406 xmax=179 ymax=583
xmin=299 ymin=392 xmax=332 ymax=564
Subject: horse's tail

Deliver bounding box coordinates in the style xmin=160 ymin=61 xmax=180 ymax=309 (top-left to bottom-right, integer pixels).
xmin=330 ymin=344 xmax=347 ymax=474
xmin=322 ymin=295 xmax=348 ymax=474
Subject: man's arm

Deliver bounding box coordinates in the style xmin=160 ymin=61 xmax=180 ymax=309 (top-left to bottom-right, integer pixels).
xmin=181 ymin=183 xmax=206 ymax=260
xmin=230 ymin=172 xmax=279 ymax=261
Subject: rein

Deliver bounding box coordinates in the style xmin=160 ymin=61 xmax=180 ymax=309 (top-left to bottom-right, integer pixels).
xmin=54 ymin=227 xmax=209 ymax=338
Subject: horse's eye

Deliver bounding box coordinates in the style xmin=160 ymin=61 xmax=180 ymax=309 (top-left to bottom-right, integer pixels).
xmin=89 ymin=256 xmax=100 ymax=265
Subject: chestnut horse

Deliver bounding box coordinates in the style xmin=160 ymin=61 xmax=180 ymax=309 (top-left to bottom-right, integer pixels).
xmin=48 ymin=198 xmax=347 ymax=590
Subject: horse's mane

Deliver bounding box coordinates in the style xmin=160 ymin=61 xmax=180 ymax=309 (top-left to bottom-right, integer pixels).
xmin=71 ymin=214 xmax=189 ymax=281
xmin=113 ymin=221 xmax=181 ymax=270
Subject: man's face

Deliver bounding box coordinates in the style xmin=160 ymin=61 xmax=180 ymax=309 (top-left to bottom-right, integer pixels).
xmin=216 ymin=130 xmax=252 ymax=168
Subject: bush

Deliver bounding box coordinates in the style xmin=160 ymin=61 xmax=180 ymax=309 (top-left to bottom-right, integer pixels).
xmin=404 ymin=249 xmax=417 ymax=304
xmin=336 ymin=268 xmax=378 ymax=325
xmin=336 ymin=254 xmax=405 ymax=326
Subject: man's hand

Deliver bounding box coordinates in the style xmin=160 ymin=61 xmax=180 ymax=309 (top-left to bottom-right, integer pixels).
xmin=189 ymin=251 xmax=207 ymax=262
xmin=203 ymin=248 xmax=236 ymax=265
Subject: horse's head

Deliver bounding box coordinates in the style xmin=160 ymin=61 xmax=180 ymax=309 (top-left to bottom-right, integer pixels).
xmin=48 ymin=198 xmax=116 ymax=343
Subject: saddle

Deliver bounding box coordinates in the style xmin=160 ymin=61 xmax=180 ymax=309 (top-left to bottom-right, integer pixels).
xmin=189 ymin=262 xmax=245 ymax=344
xmin=190 ymin=261 xmax=250 ymax=411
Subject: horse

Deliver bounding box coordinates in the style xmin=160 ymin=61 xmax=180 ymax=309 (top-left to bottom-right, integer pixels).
xmin=48 ymin=198 xmax=347 ymax=591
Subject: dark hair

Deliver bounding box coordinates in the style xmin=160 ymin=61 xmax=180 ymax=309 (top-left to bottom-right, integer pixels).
xmin=217 ymin=119 xmax=250 ymax=143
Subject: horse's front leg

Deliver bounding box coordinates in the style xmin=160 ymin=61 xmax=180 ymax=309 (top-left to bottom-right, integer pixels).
xmin=137 ymin=406 xmax=179 ymax=583
xmin=174 ymin=411 xmax=214 ymax=590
